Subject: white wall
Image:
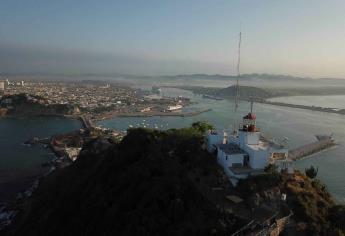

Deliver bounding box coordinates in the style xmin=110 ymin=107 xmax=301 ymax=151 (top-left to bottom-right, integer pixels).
xmin=238 ymin=131 xmax=260 ymax=147
xmin=207 ymin=133 xmax=224 ymax=152
xmin=217 ymin=148 xmax=245 ymax=168
xmin=207 ymin=132 xmax=224 ymax=152
xmin=246 ymin=132 xmax=260 ymax=145
xmin=226 ymin=153 xmax=245 ymax=167
xmin=248 ymin=149 xmax=268 ymax=169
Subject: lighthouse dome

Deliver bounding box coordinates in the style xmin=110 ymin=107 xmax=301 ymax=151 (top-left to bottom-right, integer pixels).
xmin=244 ymin=113 xmax=256 ymax=120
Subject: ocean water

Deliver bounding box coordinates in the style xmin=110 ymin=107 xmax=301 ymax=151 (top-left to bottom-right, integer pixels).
xmin=99 ymin=88 xmax=345 ymax=203
xmin=0 ymin=117 xmax=80 ymax=201
xmin=268 ymin=95 xmax=345 ymax=110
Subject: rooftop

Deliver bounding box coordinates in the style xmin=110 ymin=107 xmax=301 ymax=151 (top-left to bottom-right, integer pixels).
xmin=218 ymin=143 xmax=247 ymax=155
xmin=229 ymin=166 xmax=265 ymax=175
xmin=245 ymin=137 xmax=287 ymax=152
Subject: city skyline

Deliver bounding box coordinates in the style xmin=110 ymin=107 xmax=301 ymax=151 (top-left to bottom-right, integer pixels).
xmin=1 ymin=0 xmax=345 ymax=78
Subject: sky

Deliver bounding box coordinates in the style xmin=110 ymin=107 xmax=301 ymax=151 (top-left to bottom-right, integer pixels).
xmin=1 ymin=0 xmax=345 ymax=78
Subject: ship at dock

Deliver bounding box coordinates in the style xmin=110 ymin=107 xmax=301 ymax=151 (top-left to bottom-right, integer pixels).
xmin=166 ymin=104 xmax=183 ymax=112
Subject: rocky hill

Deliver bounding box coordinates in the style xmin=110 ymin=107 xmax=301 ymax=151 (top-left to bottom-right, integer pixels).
xmin=3 ymin=125 xmax=344 ymax=236
xmin=236 ymin=166 xmax=345 ymax=235
xmin=179 ymin=85 xmax=274 ymax=99
xmin=4 ymin=126 xmax=245 ymax=235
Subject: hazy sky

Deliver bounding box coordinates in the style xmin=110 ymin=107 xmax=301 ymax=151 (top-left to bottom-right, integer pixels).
xmin=1 ymin=0 xmax=345 ymax=77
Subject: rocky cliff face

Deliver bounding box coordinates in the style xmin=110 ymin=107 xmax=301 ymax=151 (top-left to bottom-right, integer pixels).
xmin=236 ymin=168 xmax=345 ymax=236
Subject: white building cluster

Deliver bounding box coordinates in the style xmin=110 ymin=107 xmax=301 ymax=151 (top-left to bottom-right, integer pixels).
xmin=207 ymin=111 xmax=291 ymax=185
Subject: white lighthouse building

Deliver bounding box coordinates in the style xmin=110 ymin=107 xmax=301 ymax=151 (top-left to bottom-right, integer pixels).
xmin=207 ymin=110 xmax=289 ymax=185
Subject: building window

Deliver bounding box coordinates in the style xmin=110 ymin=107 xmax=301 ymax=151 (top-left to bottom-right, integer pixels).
xmin=244 ymin=155 xmax=249 ymax=166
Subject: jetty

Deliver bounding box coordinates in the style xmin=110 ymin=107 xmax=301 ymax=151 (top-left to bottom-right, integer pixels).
xmin=255 ymin=99 xmax=345 ymax=116
xmin=288 ymin=135 xmax=336 ymax=161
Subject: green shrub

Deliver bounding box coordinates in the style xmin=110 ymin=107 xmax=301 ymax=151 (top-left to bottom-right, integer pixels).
xmin=191 ymin=121 xmax=214 ymax=133
xmin=236 ymin=173 xmax=281 ymax=196
xmin=305 ymin=166 xmax=318 ymax=179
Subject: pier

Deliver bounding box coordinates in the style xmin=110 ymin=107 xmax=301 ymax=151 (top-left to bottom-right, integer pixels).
xmin=288 ymin=135 xmax=336 ymax=161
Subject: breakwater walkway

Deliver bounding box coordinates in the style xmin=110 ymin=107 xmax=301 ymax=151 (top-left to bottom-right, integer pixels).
xmin=288 ymin=135 xmax=336 ymax=161
xmin=256 ymin=99 xmax=345 ymax=116
xmin=79 ymin=116 xmax=93 ymax=129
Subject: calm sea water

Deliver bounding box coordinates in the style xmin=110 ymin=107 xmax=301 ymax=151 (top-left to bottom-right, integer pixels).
xmin=268 ymin=95 xmax=345 ymax=110
xmin=0 ymin=117 xmax=80 ymax=201
xmin=99 ymin=89 xmax=345 ymax=203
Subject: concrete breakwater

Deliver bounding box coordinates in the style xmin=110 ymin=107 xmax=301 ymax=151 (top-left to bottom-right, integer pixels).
xmin=288 ymin=135 xmax=336 ymax=161
xmin=257 ymin=100 xmax=345 ymax=116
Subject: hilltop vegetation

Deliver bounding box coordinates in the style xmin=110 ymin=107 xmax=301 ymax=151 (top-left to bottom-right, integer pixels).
xmin=172 ymin=84 xmax=345 ymax=100
xmin=5 ymin=124 xmax=244 ymax=236
xmin=236 ymin=166 xmax=345 ymax=235
xmin=0 ymin=93 xmax=80 ymax=117
xmin=4 ymin=125 xmax=344 ymax=236
xmin=178 ymin=85 xmax=275 ymax=99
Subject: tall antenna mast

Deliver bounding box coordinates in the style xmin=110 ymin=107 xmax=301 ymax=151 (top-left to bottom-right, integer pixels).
xmin=232 ymin=30 xmax=242 ymax=134
xmin=234 ymin=31 xmax=241 ymax=112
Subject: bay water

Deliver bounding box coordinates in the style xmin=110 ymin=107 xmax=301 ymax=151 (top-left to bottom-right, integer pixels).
xmin=0 ymin=117 xmax=80 ymax=202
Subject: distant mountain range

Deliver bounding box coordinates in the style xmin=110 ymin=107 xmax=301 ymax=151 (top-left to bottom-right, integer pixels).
xmin=2 ymin=72 xmax=345 ymax=81
xmin=161 ymin=73 xmax=345 ymax=82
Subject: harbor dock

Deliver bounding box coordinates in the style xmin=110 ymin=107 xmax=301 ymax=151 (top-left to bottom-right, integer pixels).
xmin=116 ymin=108 xmax=212 ymax=118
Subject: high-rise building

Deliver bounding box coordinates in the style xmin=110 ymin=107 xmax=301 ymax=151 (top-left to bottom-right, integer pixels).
xmin=0 ymin=80 xmax=5 ymax=95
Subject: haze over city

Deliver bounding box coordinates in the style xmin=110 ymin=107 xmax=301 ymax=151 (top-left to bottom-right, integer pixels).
xmin=1 ymin=1 xmax=345 ymax=235
xmin=2 ymin=0 xmax=345 ymax=78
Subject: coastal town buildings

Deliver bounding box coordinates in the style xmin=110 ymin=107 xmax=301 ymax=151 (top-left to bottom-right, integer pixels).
xmin=0 ymin=80 xmax=190 ymax=118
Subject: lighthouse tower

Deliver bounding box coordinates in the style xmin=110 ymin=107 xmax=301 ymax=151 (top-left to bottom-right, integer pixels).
xmin=238 ymin=102 xmax=261 ymax=148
